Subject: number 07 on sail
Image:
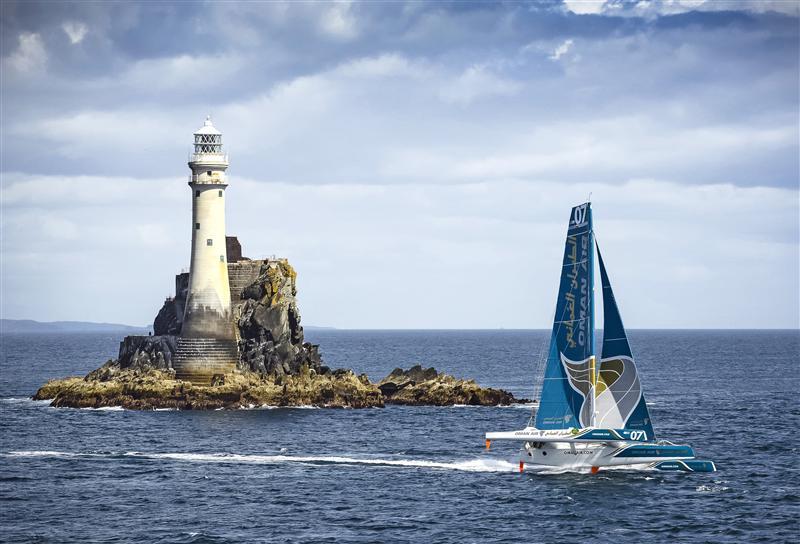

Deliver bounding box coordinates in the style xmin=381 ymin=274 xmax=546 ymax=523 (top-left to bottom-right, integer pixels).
xmin=485 ymin=203 xmax=716 ymax=473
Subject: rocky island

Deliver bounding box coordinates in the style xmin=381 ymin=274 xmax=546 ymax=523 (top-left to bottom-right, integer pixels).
xmin=35 ymin=242 xmax=524 ymax=410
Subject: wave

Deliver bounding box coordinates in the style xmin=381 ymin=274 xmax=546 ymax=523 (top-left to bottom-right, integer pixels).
xmin=4 ymin=450 xmax=516 ymax=473
xmin=0 ymin=397 xmax=52 ymax=406
xmin=239 ymin=404 xmax=321 ymax=410
xmin=437 ymin=403 xmax=537 ymax=409
xmin=5 ymin=450 xmax=104 ymax=458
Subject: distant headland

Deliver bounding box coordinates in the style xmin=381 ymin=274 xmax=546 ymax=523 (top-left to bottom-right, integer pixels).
xmin=1 ymin=319 xmax=148 ymax=334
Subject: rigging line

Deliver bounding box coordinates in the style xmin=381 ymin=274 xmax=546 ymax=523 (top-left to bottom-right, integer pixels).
xmin=528 ymin=290 xmax=571 ymax=427
xmin=562 ymin=259 xmax=589 ymax=267
xmin=554 ymin=317 xmax=588 ymax=324
xmin=528 ymin=303 xmax=557 ymax=427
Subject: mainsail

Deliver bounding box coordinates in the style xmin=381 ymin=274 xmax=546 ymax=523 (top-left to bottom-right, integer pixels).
xmin=595 ymin=246 xmax=656 ymax=440
xmin=535 ymin=203 xmax=596 ymax=430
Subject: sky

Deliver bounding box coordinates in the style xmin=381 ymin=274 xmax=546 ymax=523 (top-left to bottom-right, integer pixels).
xmin=1 ymin=0 xmax=798 ymax=329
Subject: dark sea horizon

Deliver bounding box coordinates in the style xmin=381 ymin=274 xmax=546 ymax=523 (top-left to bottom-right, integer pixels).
xmin=1 ymin=329 xmax=798 ymax=543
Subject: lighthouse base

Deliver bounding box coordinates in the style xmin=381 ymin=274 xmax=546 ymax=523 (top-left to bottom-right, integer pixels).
xmin=173 ymin=337 xmax=239 ymax=385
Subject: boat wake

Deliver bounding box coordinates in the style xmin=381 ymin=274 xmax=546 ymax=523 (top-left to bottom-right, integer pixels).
xmin=4 ymin=450 xmax=517 ymax=473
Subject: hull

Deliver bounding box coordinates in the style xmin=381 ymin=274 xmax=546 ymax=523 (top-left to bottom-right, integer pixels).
xmin=515 ymin=441 xmax=715 ymax=472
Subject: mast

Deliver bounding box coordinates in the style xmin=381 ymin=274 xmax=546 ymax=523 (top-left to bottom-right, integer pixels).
xmin=588 ymin=214 xmax=596 ymax=428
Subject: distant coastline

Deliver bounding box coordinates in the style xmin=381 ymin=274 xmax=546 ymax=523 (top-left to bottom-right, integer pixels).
xmin=0 ymin=319 xmax=337 ymax=333
xmin=0 ymin=319 xmax=148 ymax=334
xmin=0 ymin=320 xmax=793 ymax=334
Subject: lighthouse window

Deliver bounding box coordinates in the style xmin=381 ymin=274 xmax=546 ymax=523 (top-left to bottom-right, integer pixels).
xmin=218 ymin=190 xmax=223 ymax=197
xmin=195 ymin=190 xmax=200 ymax=197
xmin=220 ymin=255 xmax=225 ymax=262
xmin=195 ymin=223 xmax=200 ymax=230
xmin=207 ymin=239 xmax=213 ymax=246
xmin=207 ymin=171 xmax=212 ymax=176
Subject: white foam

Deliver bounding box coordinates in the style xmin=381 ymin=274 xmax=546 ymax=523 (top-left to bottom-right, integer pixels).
xmin=0 ymin=397 xmax=52 ymax=406
xmin=250 ymin=405 xmax=320 ymax=410
xmin=5 ymin=450 xmax=101 ymax=458
xmin=125 ymin=452 xmax=518 ymax=472
xmin=6 ymin=450 xmax=673 ymax=476
xmin=504 ymin=402 xmax=538 ymax=409
xmin=447 ymin=403 xmax=536 ymax=409
xmin=696 ymin=484 xmax=730 ymax=493
xmin=4 ymin=450 xmax=516 ymax=473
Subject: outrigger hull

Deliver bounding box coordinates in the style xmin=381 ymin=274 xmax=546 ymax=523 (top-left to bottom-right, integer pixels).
xmin=515 ymin=442 xmax=716 ymax=472
xmin=486 ymin=428 xmax=716 ymax=472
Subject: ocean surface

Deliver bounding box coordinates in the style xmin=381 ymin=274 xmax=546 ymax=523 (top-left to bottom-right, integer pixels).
xmin=0 ymin=329 xmax=798 ymax=543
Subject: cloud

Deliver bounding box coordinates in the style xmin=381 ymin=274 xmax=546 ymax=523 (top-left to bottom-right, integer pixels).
xmin=40 ymin=216 xmax=79 ymax=240
xmin=2 ymin=174 xmax=796 ymax=327
xmin=115 ymin=53 xmax=246 ymax=93
xmin=3 ymin=32 xmax=47 ymax=73
xmin=549 ymin=38 xmax=574 ymax=60
xmin=319 ymin=1 xmax=358 ymax=40
xmin=438 ymin=64 xmax=522 ymax=105
xmin=62 ymin=21 xmax=88 ymax=44
xmin=564 ymin=1 xmax=608 ymax=15
xmin=565 ymin=0 xmax=800 ymax=17
xmin=0 ymin=1 xmax=797 ymax=327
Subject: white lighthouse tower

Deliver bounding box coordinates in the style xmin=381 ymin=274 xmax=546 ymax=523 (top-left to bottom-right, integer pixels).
xmin=173 ymin=116 xmax=238 ymax=384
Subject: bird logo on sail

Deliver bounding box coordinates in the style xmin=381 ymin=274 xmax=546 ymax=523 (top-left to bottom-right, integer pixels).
xmin=560 ymin=352 xmax=643 ymax=429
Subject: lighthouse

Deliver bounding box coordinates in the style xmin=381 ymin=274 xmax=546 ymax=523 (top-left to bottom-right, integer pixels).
xmin=173 ymin=117 xmax=238 ymax=384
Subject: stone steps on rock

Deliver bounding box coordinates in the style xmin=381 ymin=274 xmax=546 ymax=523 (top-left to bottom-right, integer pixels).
xmin=173 ymin=337 xmax=239 ymax=384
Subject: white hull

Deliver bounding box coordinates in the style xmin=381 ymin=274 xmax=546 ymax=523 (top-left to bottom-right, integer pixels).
xmin=485 ymin=427 xmax=716 ymax=472
xmin=515 ymin=441 xmax=686 ymax=471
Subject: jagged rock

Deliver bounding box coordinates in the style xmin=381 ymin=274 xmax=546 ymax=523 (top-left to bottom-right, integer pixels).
xmin=33 ymin=364 xmax=523 ymax=409
xmin=378 ymin=365 xmax=520 ymax=406
xmin=117 ymin=335 xmax=177 ymax=371
xmin=153 ymin=273 xmax=189 ymax=335
xmin=153 ymin=299 xmax=180 ymax=335
xmin=383 ymin=364 xmax=439 ymax=385
xmin=234 ymin=259 xmax=322 ymax=377
xmin=34 ymin=366 xmax=383 ymax=410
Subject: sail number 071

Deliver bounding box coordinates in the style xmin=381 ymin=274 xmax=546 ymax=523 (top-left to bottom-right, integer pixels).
xmin=629 ymin=431 xmax=647 ymax=441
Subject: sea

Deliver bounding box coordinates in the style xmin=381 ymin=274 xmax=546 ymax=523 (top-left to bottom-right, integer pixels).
xmin=0 ymin=329 xmax=798 ymax=543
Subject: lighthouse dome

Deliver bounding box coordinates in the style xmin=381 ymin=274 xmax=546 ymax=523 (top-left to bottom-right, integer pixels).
xmin=194 ymin=115 xmax=221 ymax=136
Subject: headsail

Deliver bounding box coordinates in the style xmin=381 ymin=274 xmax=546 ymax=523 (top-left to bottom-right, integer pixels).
xmin=595 ymin=245 xmax=656 ymax=440
xmin=535 ymin=203 xmax=596 ymax=430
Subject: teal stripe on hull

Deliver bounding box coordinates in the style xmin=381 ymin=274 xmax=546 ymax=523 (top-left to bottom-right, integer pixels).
xmin=654 ymin=460 xmax=717 ymax=472
xmin=615 ymin=445 xmax=694 ymax=458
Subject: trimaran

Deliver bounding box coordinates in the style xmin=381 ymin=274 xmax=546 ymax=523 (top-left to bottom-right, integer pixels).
xmin=486 ymin=203 xmax=715 ymax=473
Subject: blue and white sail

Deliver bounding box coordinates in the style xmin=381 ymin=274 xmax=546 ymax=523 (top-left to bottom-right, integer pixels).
xmin=486 ymin=202 xmax=715 ymax=472
xmin=535 ymin=203 xmax=596 ymax=430
xmin=595 ymin=246 xmax=656 ymax=440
